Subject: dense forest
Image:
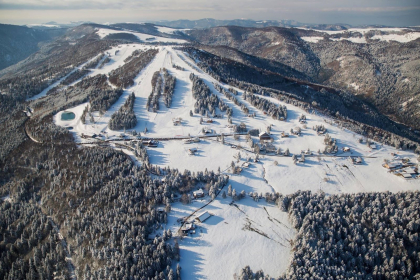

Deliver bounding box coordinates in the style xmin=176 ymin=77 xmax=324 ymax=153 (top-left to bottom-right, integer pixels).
xmin=243 ymin=91 xmax=287 ymax=120
xmin=147 ymin=68 xmax=177 ymax=112
xmin=236 ymin=191 xmax=420 ymax=280
xmin=1 ymin=105 xmax=229 ymax=279
xmin=190 ymin=73 xmax=232 ymax=117
xmin=109 ymin=92 xmax=137 ymax=130
xmin=109 ymin=49 xmax=159 ymax=88
xmin=147 ymin=70 xmax=163 ymax=112
xmin=162 ymin=68 xmax=176 ymax=108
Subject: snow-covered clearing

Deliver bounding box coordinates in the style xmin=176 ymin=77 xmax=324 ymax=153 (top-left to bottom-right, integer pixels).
xmin=371 ymin=32 xmax=420 ymax=43
xmin=96 ymin=28 xmax=188 ymax=44
xmin=51 ymin=43 xmax=420 ymax=279
xmin=155 ymin=26 xmax=190 ymax=34
xmin=330 ymin=37 xmax=367 ymax=44
xmin=299 ymin=27 xmax=420 ymax=43
xmin=297 ymin=27 xmax=411 ymax=35
xmin=167 ymin=197 xmax=294 ymax=279
xmin=301 ymin=36 xmax=324 ymax=43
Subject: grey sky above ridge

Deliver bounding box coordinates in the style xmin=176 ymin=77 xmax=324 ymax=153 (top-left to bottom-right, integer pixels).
xmin=0 ymin=0 xmax=419 ymax=26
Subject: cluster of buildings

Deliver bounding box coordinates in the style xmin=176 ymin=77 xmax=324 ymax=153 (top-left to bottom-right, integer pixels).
xmin=382 ymin=156 xmax=419 ymax=179
xmin=180 ymin=210 xmax=212 ymax=235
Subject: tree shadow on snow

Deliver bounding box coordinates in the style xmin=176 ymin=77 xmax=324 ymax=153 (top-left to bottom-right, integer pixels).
xmin=146 ymin=148 xmax=168 ymax=165
xmin=178 ymin=248 xmax=207 ymax=279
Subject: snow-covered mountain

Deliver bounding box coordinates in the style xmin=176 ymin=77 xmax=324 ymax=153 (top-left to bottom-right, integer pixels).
xmin=0 ymin=22 xmax=420 ymax=280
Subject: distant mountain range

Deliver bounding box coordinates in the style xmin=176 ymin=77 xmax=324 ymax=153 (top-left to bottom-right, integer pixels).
xmin=151 ymin=18 xmax=304 ymax=29
xmin=0 ymin=24 xmax=66 ymax=71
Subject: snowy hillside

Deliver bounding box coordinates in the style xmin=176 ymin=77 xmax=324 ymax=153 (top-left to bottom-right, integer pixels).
xmin=95 ymin=28 xmax=188 ymax=44
xmin=50 ymin=43 xmax=420 ymax=279
xmin=299 ymin=27 xmax=420 ymax=43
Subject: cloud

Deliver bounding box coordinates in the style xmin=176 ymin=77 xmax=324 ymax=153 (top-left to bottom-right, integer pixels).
xmin=321 ymin=6 xmax=420 ymax=13
xmin=0 ymin=0 xmax=419 ymax=26
xmin=0 ymin=0 xmax=226 ymax=10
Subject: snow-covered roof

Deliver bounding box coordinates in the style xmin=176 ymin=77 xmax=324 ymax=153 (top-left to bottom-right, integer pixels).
xmin=259 ymin=132 xmax=270 ymax=137
xmin=182 ymin=223 xmax=194 ymax=231
xmin=401 ymin=173 xmax=412 ymax=179
xmin=196 ymin=211 xmax=212 ymax=223
xmin=403 ymin=168 xmax=417 ymax=174
xmin=385 ymin=162 xmax=402 ymax=169
xmin=193 ymin=189 xmax=204 ymax=195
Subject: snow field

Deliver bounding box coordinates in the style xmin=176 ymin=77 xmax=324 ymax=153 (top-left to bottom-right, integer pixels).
xmin=155 ymin=25 xmax=190 ymax=35
xmin=167 ymin=198 xmax=295 ymax=279
xmin=301 ymin=36 xmax=325 ymax=43
xmin=298 ymin=27 xmax=420 ymax=43
xmin=95 ymin=28 xmax=188 ymax=44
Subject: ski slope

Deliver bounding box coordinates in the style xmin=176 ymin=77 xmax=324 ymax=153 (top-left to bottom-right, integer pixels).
xmin=51 ymin=43 xmax=420 ymax=279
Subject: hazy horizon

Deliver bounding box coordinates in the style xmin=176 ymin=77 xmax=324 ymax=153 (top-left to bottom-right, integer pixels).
xmin=0 ymin=0 xmax=419 ymax=27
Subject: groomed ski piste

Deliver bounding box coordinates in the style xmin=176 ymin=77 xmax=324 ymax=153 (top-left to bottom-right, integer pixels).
xmin=38 ymin=29 xmax=420 ymax=279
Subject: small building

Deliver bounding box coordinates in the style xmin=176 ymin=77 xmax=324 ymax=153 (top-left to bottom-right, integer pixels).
xmin=202 ymin=127 xmax=213 ymax=134
xmin=172 ymin=117 xmax=182 ymax=126
xmin=181 ymin=223 xmax=195 ymax=234
xmin=292 ymin=127 xmax=301 ymax=136
xmin=184 ymin=137 xmax=200 ymax=144
xmin=402 ymin=158 xmax=411 ymax=164
xmin=317 ymin=130 xmax=326 ymax=135
xmin=398 ymin=173 xmax=413 ymax=179
xmin=193 ymin=188 xmax=204 ymax=198
xmin=188 ymin=148 xmax=198 ymax=155
xmin=142 ymin=140 xmax=158 ymax=147
xmin=383 ymin=162 xmax=402 ymax=170
xmin=259 ymin=132 xmax=271 ymax=141
xmin=403 ymin=167 xmax=417 ymax=175
xmin=195 ymin=211 xmax=212 ymax=223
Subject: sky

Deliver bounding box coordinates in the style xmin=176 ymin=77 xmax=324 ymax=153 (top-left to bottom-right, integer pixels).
xmin=0 ymin=0 xmax=419 ymax=27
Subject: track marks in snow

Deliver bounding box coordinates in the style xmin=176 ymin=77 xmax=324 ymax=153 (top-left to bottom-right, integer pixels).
xmin=231 ymin=202 xmax=291 ymax=248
